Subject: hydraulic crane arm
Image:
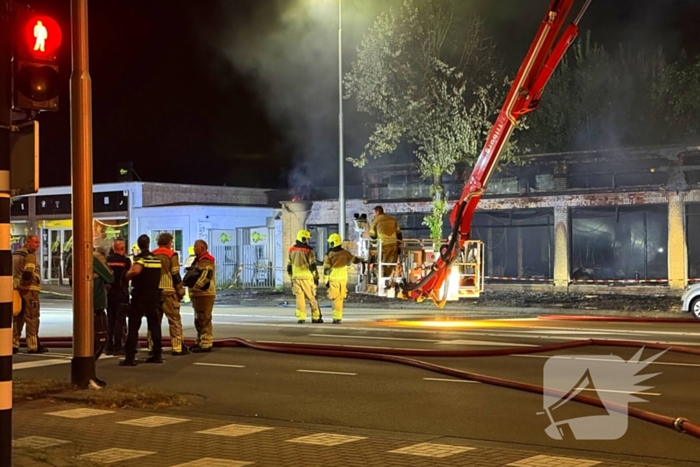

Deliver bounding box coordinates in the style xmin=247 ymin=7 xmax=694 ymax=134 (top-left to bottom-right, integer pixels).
xmin=403 ymin=0 xmax=592 ymax=306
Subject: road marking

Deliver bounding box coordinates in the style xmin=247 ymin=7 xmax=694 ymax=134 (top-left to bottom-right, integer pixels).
xmin=527 ymin=329 xmax=629 ymax=335
xmin=194 ymin=363 xmax=245 ymax=369
xmin=12 ymin=353 xmax=119 ymax=371
xmin=310 ymin=334 xmax=531 ymax=347
xmin=21 ymin=352 xmax=72 ymax=360
xmin=423 ymin=378 xmax=480 ymax=384
xmin=258 ymin=340 xmax=423 ymax=352
xmin=526 ymin=325 xmax=700 ymax=337
xmin=13 ymin=359 xmax=68 ymax=370
xmin=514 ymin=354 xmax=700 ymax=368
xmin=297 ymin=369 xmax=357 ymax=376
xmin=574 ymin=387 xmax=661 ymax=397
xmin=309 ymin=334 xmax=435 ymax=343
xmin=436 ymin=339 xmax=535 ymax=347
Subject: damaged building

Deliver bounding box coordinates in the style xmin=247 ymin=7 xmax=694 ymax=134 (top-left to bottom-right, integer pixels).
xmin=283 ymin=144 xmax=700 ymax=294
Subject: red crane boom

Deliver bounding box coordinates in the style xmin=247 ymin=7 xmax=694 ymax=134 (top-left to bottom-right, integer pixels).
xmin=402 ymin=0 xmax=592 ymax=306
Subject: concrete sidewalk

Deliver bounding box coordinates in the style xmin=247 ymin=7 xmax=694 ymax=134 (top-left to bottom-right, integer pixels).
xmin=13 ymin=400 xmax=677 ymax=467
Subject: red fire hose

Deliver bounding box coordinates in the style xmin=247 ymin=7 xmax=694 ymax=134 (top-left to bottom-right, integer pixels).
xmin=23 ymin=335 xmax=700 ymax=440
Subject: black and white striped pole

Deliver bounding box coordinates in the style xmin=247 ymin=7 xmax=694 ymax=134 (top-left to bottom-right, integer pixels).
xmin=0 ymin=0 xmax=14 ymax=463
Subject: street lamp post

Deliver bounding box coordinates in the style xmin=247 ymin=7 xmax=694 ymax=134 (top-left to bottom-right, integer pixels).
xmin=70 ymin=0 xmax=95 ymax=388
xmin=337 ymin=0 xmax=346 ymax=240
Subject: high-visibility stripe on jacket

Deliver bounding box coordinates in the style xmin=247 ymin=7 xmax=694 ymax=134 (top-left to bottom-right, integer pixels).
xmin=131 ymin=250 xmax=162 ymax=303
xmin=287 ymin=242 xmax=318 ymax=280
xmin=369 ymin=214 xmax=401 ymax=244
xmin=12 ymin=247 xmax=41 ymax=292
xmin=190 ymin=253 xmax=216 ymax=296
xmin=323 ymin=247 xmax=362 ymax=281
xmin=152 ymin=247 xmax=182 ymax=294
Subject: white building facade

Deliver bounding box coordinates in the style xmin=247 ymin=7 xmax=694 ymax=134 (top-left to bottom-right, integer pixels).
xmin=11 ymin=182 xmax=284 ymax=289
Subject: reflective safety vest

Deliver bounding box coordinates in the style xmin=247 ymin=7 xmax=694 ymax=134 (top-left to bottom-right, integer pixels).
xmin=323 ymin=247 xmax=362 ymax=281
xmin=152 ymin=247 xmax=182 ymax=294
xmin=287 ymin=242 xmax=318 ymax=280
xmin=12 ymin=247 xmax=41 ymax=292
xmin=190 ymin=253 xmax=216 ymax=296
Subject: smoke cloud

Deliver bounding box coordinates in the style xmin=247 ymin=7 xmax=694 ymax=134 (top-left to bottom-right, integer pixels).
xmin=198 ymin=0 xmax=699 ymax=194
xmin=199 ymin=0 xmax=400 ymax=197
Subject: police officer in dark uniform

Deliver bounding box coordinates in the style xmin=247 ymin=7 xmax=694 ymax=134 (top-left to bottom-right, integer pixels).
xmin=106 ymin=239 xmax=131 ymax=355
xmin=119 ymin=234 xmax=163 ymax=366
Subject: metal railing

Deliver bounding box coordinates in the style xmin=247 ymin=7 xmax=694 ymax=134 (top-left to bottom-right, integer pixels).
xmin=355 ymin=238 xmax=484 ymax=300
xmin=210 ymin=244 xmax=274 ymax=289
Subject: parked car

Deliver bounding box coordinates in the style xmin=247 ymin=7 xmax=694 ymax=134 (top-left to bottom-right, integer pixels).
xmin=681 ymin=283 xmax=700 ymax=320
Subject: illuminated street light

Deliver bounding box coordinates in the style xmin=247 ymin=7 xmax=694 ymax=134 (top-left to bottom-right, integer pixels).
xmin=337 ymin=0 xmax=346 ymax=240
xmin=308 ymin=0 xmax=345 ymax=238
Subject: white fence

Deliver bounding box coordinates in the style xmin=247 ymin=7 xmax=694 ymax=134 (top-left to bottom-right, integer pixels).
xmin=209 ymin=227 xmax=275 ymax=289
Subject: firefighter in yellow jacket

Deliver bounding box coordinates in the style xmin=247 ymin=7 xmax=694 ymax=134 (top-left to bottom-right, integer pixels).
xmin=323 ymin=234 xmax=364 ymax=324
xmin=369 ymin=205 xmax=402 ymax=277
xmin=151 ymin=232 xmax=188 ymax=356
xmin=12 ymin=235 xmax=46 ymax=353
xmin=189 ymin=239 xmax=216 ymax=352
xmin=288 ymin=229 xmax=321 ymax=323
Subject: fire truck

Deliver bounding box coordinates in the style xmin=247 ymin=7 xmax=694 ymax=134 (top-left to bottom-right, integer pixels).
xmin=355 ymin=0 xmax=592 ymax=308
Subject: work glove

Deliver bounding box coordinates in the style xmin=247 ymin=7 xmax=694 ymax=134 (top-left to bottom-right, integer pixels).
xmin=314 ymin=278 xmax=319 ymax=286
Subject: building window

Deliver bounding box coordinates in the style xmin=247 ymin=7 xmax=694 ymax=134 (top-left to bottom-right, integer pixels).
xmin=149 ymin=230 xmax=183 ymax=259
xmin=571 ymin=205 xmax=668 ymax=281
xmin=687 ymin=204 xmax=700 ymax=280
xmin=470 ymin=209 xmax=554 ymax=280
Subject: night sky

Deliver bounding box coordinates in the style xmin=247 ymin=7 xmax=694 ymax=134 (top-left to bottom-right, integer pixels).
xmin=22 ymin=0 xmax=700 ymax=191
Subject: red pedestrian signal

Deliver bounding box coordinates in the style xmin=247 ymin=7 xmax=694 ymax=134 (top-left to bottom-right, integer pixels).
xmin=13 ymin=10 xmax=62 ymax=111
xmin=19 ymin=15 xmax=62 ymax=60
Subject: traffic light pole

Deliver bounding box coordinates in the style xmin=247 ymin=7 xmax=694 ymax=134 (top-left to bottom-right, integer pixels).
xmin=70 ymin=0 xmax=95 ymax=387
xmin=0 ymin=0 xmax=13 ymax=463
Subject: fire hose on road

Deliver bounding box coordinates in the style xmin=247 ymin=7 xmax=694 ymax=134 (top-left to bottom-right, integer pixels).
xmin=23 ymin=335 xmax=700 ymax=440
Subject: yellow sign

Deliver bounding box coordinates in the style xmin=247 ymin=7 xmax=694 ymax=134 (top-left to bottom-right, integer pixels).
xmin=39 ymin=219 xmax=72 ymax=229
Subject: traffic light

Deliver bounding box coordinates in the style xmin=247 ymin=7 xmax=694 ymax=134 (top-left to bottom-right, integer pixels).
xmin=12 ymin=7 xmax=62 ymax=111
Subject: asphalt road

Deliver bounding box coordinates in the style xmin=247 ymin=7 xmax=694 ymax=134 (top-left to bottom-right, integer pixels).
xmin=12 ymin=299 xmax=700 ymax=466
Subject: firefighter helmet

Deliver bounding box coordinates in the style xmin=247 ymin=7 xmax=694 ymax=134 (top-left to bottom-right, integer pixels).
xmin=296 ymin=229 xmax=312 ymax=243
xmin=327 ymin=233 xmax=342 ymax=248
